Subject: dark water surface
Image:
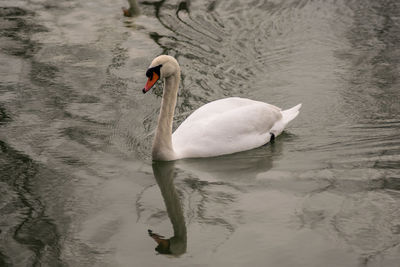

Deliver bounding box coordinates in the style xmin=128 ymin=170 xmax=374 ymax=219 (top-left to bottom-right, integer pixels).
xmin=1 ymin=0 xmax=400 ymax=266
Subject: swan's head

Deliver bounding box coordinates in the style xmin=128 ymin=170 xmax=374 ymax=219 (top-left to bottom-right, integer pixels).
xmin=142 ymin=55 xmax=180 ymax=94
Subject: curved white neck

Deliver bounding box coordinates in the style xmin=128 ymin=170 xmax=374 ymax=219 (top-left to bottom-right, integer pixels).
xmin=152 ymin=73 xmax=180 ymax=160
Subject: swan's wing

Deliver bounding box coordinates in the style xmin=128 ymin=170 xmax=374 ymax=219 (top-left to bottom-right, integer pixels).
xmin=183 ymin=97 xmax=280 ymax=123
xmin=178 ymin=97 xmax=280 ymax=125
xmin=172 ymin=100 xmax=282 ymax=159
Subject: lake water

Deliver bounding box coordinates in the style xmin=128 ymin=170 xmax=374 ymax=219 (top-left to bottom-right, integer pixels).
xmin=1 ymin=0 xmax=400 ymax=266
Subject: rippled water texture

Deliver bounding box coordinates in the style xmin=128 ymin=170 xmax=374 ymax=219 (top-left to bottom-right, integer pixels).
xmin=1 ymin=0 xmax=400 ymax=266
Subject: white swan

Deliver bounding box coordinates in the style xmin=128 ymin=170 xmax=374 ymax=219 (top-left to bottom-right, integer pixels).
xmin=142 ymin=55 xmax=301 ymax=161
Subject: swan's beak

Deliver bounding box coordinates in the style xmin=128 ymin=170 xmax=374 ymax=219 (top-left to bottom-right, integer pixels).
xmin=142 ymin=73 xmax=160 ymax=94
xmin=148 ymin=229 xmax=170 ymax=254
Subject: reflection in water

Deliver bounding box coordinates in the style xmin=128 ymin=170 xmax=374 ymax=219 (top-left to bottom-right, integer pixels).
xmin=149 ymin=161 xmax=187 ymax=255
xmin=0 ymin=140 xmax=63 ymax=266
xmin=123 ymin=0 xmax=140 ymax=17
xmin=177 ymin=134 xmax=285 ymax=181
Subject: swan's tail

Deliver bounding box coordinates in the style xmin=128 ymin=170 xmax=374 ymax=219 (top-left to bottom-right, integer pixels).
xmin=281 ymin=103 xmax=302 ymax=125
xmin=270 ymin=103 xmax=302 ymax=136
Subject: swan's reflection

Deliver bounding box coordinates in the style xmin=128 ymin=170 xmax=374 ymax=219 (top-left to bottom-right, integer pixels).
xmin=148 ymin=161 xmax=187 ymax=255
xmin=123 ymin=0 xmax=140 ymax=17
xmin=176 ymin=134 xmax=287 ymax=181
xmin=146 ymin=137 xmax=288 ymax=255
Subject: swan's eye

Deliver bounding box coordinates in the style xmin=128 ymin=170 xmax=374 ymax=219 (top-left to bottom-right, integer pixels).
xmin=146 ymin=69 xmax=153 ymax=79
xmin=143 ymin=64 xmax=163 ymax=94
xmin=146 ymin=64 xmax=162 ymax=79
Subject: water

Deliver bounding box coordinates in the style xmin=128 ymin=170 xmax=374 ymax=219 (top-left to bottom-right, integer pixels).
xmin=0 ymin=0 xmax=399 ymax=266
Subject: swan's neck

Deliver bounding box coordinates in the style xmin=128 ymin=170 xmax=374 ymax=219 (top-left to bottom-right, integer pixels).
xmin=152 ymin=74 xmax=180 ymax=160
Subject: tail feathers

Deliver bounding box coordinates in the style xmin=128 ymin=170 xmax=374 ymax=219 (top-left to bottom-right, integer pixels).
xmin=281 ymin=103 xmax=302 ymax=125
xmin=270 ymin=103 xmax=302 ymax=136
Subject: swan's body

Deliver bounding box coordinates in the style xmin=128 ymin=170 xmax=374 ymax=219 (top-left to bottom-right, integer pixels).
xmin=142 ymin=55 xmax=301 ymax=161
xmin=173 ymin=97 xmax=301 ymax=159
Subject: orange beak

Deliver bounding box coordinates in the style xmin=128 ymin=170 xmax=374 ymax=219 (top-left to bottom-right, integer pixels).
xmin=142 ymin=72 xmax=160 ymax=94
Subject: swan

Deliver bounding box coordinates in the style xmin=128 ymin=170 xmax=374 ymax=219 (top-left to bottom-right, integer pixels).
xmin=142 ymin=55 xmax=301 ymax=161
